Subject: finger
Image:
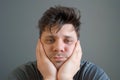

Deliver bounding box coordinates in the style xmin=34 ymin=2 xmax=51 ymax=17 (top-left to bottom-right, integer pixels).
xmin=36 ymin=39 xmax=41 ymax=61
xmin=77 ymin=41 xmax=82 ymax=59
xmin=39 ymin=39 xmax=45 ymax=57
xmin=36 ymin=39 xmax=48 ymax=59
xmin=72 ymin=41 xmax=79 ymax=57
xmin=71 ymin=40 xmax=82 ymax=60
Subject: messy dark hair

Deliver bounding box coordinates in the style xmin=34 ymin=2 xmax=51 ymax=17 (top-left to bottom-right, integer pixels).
xmin=38 ymin=5 xmax=81 ymax=39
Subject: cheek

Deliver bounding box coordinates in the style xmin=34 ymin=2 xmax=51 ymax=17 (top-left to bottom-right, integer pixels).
xmin=66 ymin=45 xmax=75 ymax=57
xmin=43 ymin=44 xmax=52 ymax=56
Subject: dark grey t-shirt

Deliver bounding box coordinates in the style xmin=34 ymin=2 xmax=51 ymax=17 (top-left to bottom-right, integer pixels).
xmin=8 ymin=60 xmax=110 ymax=80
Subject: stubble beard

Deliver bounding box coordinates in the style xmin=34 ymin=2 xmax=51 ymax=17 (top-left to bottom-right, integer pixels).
xmin=49 ymin=53 xmax=68 ymax=69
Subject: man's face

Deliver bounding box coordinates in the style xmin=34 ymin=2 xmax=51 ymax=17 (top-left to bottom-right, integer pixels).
xmin=40 ymin=24 xmax=78 ymax=69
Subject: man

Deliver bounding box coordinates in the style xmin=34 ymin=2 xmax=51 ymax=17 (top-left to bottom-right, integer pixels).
xmin=8 ymin=6 xmax=110 ymax=80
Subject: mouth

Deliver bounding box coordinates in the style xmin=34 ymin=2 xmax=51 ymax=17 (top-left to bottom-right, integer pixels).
xmin=53 ymin=56 xmax=66 ymax=62
xmin=51 ymin=56 xmax=67 ymax=69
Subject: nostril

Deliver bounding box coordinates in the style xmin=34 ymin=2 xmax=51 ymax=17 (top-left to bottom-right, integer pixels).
xmin=53 ymin=45 xmax=65 ymax=52
xmin=53 ymin=47 xmax=64 ymax=52
xmin=53 ymin=39 xmax=65 ymax=52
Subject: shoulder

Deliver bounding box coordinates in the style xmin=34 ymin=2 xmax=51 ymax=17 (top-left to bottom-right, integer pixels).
xmin=74 ymin=60 xmax=110 ymax=80
xmin=8 ymin=61 xmax=42 ymax=80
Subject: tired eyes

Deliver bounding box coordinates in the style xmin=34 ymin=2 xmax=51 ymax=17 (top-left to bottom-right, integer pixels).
xmin=45 ymin=38 xmax=55 ymax=44
xmin=44 ymin=38 xmax=74 ymax=45
xmin=64 ymin=39 xmax=73 ymax=44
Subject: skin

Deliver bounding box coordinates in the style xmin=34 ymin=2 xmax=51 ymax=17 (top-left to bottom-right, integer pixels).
xmin=36 ymin=24 xmax=82 ymax=80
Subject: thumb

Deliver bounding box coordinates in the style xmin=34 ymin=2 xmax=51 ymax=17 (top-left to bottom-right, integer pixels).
xmin=71 ymin=40 xmax=82 ymax=60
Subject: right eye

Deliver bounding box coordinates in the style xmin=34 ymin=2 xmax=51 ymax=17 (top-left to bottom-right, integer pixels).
xmin=45 ymin=38 xmax=55 ymax=44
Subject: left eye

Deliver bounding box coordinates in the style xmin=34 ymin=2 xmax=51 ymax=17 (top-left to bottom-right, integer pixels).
xmin=45 ymin=38 xmax=55 ymax=44
xmin=64 ymin=39 xmax=73 ymax=44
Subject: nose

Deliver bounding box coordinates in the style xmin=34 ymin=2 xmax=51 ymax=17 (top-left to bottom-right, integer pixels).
xmin=53 ymin=39 xmax=65 ymax=52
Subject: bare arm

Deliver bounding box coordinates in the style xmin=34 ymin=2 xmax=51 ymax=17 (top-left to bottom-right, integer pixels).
xmin=36 ymin=39 xmax=57 ymax=80
xmin=58 ymin=41 xmax=82 ymax=80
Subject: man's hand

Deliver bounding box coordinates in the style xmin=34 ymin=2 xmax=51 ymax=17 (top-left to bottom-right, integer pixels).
xmin=58 ymin=41 xmax=82 ymax=80
xmin=36 ymin=39 xmax=82 ymax=80
xmin=36 ymin=39 xmax=57 ymax=80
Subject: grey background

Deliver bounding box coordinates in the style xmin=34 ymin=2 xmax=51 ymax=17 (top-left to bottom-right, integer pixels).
xmin=0 ymin=0 xmax=120 ymax=80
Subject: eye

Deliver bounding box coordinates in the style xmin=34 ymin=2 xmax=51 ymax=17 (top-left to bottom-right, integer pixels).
xmin=64 ymin=39 xmax=73 ymax=45
xmin=45 ymin=38 xmax=55 ymax=44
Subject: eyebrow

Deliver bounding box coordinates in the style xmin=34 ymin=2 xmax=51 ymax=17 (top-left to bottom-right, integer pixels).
xmin=43 ymin=32 xmax=75 ymax=38
xmin=44 ymin=35 xmax=54 ymax=38
xmin=44 ymin=35 xmax=73 ymax=39
xmin=64 ymin=35 xmax=73 ymax=39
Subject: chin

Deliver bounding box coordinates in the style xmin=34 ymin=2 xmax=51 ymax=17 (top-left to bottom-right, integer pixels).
xmin=54 ymin=62 xmax=64 ymax=70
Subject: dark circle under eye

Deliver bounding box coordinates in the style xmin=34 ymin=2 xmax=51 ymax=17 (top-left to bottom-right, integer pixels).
xmin=45 ymin=38 xmax=55 ymax=44
xmin=64 ymin=39 xmax=73 ymax=44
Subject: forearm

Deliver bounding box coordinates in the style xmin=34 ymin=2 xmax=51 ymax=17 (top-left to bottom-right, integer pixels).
xmin=57 ymin=78 xmax=73 ymax=80
xmin=57 ymin=76 xmax=73 ymax=80
xmin=44 ymin=78 xmax=56 ymax=80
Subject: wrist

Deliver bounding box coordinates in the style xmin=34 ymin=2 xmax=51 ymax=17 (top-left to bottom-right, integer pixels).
xmin=44 ymin=79 xmax=56 ymax=80
xmin=44 ymin=77 xmax=56 ymax=80
xmin=58 ymin=77 xmax=73 ymax=80
xmin=58 ymin=74 xmax=73 ymax=80
xmin=58 ymin=79 xmax=73 ymax=80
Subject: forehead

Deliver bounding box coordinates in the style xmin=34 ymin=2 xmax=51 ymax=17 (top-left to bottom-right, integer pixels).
xmin=41 ymin=24 xmax=77 ymax=37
